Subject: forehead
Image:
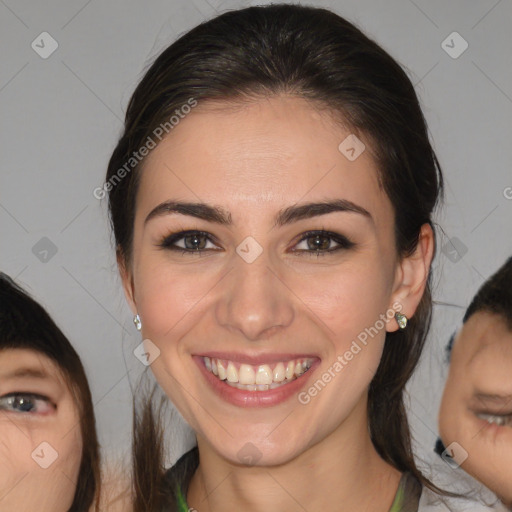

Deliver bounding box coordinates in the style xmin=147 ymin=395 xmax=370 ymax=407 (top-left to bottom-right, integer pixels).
xmin=454 ymin=312 xmax=512 ymax=368
xmin=0 ymin=348 xmax=62 ymax=381
xmin=136 ymin=95 xmax=391 ymax=224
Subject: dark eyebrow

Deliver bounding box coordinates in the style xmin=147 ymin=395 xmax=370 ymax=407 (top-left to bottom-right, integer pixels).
xmin=145 ymin=202 xmax=232 ymax=226
xmin=274 ymin=199 xmax=372 ymax=227
xmin=2 ymin=367 xmax=51 ymax=380
xmin=472 ymin=393 xmax=512 ymax=407
xmin=144 ymin=199 xmax=372 ymax=226
xmin=474 ymin=393 xmax=512 ymax=402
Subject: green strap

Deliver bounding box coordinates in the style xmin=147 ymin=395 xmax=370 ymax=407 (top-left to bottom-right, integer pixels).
xmin=176 ymin=485 xmax=190 ymax=512
xmin=388 ymin=483 xmax=405 ymax=512
xmin=175 ymin=475 xmax=411 ymax=512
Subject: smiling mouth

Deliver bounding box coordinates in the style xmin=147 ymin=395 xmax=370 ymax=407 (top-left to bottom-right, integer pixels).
xmin=203 ymin=356 xmax=315 ymax=391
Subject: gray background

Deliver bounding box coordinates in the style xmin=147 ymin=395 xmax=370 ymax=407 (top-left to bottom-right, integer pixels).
xmin=1 ymin=0 xmax=511 ymax=474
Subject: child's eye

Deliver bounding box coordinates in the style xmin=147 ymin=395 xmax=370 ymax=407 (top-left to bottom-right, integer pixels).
xmin=292 ymin=230 xmax=355 ymax=256
xmin=158 ymin=230 xmax=219 ymax=253
xmin=475 ymin=412 xmax=512 ymax=428
xmin=0 ymin=393 xmax=54 ymax=414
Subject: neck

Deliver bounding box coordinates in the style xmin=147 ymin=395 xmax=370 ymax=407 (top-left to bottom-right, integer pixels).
xmin=187 ymin=398 xmax=402 ymax=512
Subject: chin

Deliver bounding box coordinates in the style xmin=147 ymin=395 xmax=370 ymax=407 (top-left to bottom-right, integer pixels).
xmin=208 ymin=433 xmax=306 ymax=468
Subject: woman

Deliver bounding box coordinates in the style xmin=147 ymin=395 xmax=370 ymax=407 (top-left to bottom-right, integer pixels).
xmin=439 ymin=256 xmax=512 ymax=508
xmin=0 ymin=272 xmax=100 ymax=511
xmin=105 ymin=4 xmax=481 ymax=511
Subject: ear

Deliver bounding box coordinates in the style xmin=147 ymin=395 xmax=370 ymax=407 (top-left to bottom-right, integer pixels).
xmin=117 ymin=248 xmax=137 ymax=315
xmin=386 ymin=223 xmax=435 ymax=333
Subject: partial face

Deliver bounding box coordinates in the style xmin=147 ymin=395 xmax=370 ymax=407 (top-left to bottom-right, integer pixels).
xmin=0 ymin=349 xmax=82 ymax=511
xmin=439 ymin=312 xmax=512 ymax=506
xmin=125 ymin=96 xmax=411 ymax=466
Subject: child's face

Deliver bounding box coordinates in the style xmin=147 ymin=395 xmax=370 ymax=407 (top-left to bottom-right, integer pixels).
xmin=0 ymin=348 xmax=83 ymax=511
xmin=439 ymin=312 xmax=512 ymax=506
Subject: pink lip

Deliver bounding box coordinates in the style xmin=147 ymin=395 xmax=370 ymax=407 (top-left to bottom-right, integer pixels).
xmin=193 ymin=355 xmax=320 ymax=408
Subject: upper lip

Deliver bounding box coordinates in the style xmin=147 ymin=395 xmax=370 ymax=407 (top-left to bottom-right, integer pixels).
xmin=195 ymin=351 xmax=320 ymax=365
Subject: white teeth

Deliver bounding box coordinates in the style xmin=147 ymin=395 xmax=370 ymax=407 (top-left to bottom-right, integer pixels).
xmin=226 ymin=362 xmax=238 ymax=383
xmin=255 ymin=365 xmax=273 ymax=385
xmin=273 ymin=362 xmax=285 ymax=382
xmin=203 ymin=356 xmax=314 ymax=390
xmin=226 ymin=382 xmax=273 ymax=391
xmin=217 ymin=360 xmax=227 ymax=381
xmin=285 ymin=361 xmax=295 ymax=380
xmin=239 ymin=364 xmax=255 ymax=385
xmin=478 ymin=414 xmax=508 ymax=426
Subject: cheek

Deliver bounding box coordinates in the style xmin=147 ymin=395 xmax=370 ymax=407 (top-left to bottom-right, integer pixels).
xmin=290 ymin=260 xmax=394 ymax=339
xmin=56 ymin=422 xmax=83 ymax=480
xmin=36 ymin=419 xmax=83 ymax=508
xmin=0 ymin=426 xmax=78 ymax=507
xmin=134 ymin=259 xmax=213 ymax=338
xmin=459 ymin=427 xmax=512 ymax=505
xmin=438 ymin=371 xmax=464 ymax=441
xmin=279 ymin=264 xmax=394 ymax=411
xmin=135 ymin=248 xmax=395 ymax=344
xmin=0 ymin=426 xmax=34 ymax=480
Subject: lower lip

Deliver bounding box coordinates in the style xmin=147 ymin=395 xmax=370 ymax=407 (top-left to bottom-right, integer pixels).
xmin=194 ymin=357 xmax=319 ymax=407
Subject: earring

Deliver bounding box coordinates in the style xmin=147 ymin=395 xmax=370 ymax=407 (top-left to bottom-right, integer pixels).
xmin=133 ymin=314 xmax=142 ymax=331
xmin=395 ymin=312 xmax=408 ymax=330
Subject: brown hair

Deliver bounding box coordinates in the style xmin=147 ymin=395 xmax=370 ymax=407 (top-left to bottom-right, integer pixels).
xmin=105 ymin=4 xmax=448 ymax=509
xmin=463 ymin=256 xmax=512 ymax=328
xmin=0 ymin=273 xmax=101 ymax=511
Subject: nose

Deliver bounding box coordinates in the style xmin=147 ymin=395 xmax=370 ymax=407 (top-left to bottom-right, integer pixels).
xmin=215 ymin=254 xmax=295 ymax=341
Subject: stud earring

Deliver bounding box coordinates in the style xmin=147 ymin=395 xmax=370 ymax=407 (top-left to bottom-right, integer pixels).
xmin=395 ymin=312 xmax=408 ymax=330
xmin=133 ymin=314 xmax=142 ymax=331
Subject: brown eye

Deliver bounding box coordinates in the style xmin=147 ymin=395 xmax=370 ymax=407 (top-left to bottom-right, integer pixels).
xmin=306 ymin=234 xmax=332 ymax=251
xmin=159 ymin=230 xmax=219 ymax=253
xmin=293 ymin=230 xmax=355 ymax=256
xmin=182 ymin=233 xmax=208 ymax=250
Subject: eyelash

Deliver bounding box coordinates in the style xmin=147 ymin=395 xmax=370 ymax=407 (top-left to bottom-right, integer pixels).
xmin=0 ymin=392 xmax=54 ymax=414
xmin=158 ymin=229 xmax=355 ymax=257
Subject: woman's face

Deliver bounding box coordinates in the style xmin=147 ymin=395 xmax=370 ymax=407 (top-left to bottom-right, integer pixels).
xmin=0 ymin=348 xmax=82 ymax=511
xmin=123 ymin=95 xmax=428 ymax=466
xmin=439 ymin=312 xmax=512 ymax=505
